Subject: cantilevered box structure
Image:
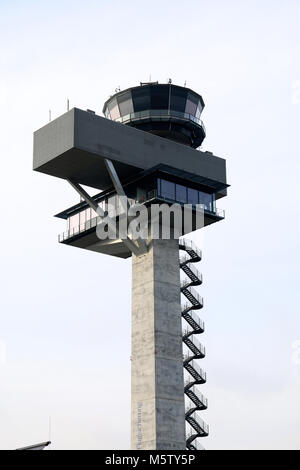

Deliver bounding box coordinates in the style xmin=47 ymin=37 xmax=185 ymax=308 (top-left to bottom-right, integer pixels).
xmin=33 ymin=83 xmax=228 ymax=450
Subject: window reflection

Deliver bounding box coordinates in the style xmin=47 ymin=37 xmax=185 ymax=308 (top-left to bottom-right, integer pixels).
xmin=66 ymin=179 xmax=216 ymax=236
xmin=158 ymin=178 xmax=214 ymax=212
xmin=176 ymin=184 xmax=187 ymax=203
xmin=195 ymin=102 xmax=203 ymax=119
xmin=150 ymin=85 xmax=169 ymax=109
xmin=108 ymin=97 xmax=120 ymax=120
xmin=69 ymin=213 xmax=79 ymax=234
xmin=91 ymin=208 xmax=98 ymax=218
xmin=160 ymin=179 xmax=175 ymax=200
xmin=185 ymin=93 xmax=198 ymax=115
xmin=132 ymin=87 xmax=151 ymax=112
xmin=199 ymin=191 xmax=213 ymax=211
xmin=187 ymin=188 xmax=198 ymax=205
xmin=170 ymin=87 xmax=187 ymax=113
xmin=85 ymin=208 xmax=91 ymax=221
xmin=118 ymin=92 xmax=134 ymax=115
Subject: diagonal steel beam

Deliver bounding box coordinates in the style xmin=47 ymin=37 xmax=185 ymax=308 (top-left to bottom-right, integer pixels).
xmin=104 ymin=159 xmax=148 ymax=254
xmin=104 ymin=158 xmax=127 ymax=199
xmin=67 ymin=179 xmax=142 ymax=257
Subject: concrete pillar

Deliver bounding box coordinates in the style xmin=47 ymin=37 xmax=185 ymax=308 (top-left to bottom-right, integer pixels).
xmin=131 ymin=238 xmax=186 ymax=450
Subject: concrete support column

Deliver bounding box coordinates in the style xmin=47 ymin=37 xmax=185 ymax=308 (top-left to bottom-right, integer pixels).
xmin=131 ymin=238 xmax=186 ymax=450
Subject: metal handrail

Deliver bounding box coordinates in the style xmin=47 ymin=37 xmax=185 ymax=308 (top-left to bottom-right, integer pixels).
xmin=114 ymin=109 xmax=205 ymax=130
xmin=181 ymin=261 xmax=202 ymax=279
xmin=183 ymin=310 xmax=204 ymax=331
xmin=183 ymin=357 xmax=206 ymax=380
xmin=182 ymin=299 xmax=204 ymax=313
xmin=186 ymin=439 xmax=205 ymax=451
xmin=183 ymin=335 xmax=205 ymax=356
xmin=185 ymin=391 xmax=208 ymax=409
xmin=187 ymin=412 xmax=209 ymax=434
xmin=58 ymin=200 xmax=224 ymax=245
xmin=183 ymin=286 xmax=203 ymax=303
xmin=179 ymin=238 xmax=202 ymax=257
xmin=181 ymin=268 xmax=202 ymax=288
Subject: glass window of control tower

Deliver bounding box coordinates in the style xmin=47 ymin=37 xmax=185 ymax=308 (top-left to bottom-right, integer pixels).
xmin=170 ymin=87 xmax=187 ymax=113
xmin=185 ymin=93 xmax=198 ymax=115
xmin=118 ymin=92 xmax=134 ymax=115
xmin=150 ymin=85 xmax=169 ymax=109
xmin=108 ymin=97 xmax=120 ymax=120
xmin=195 ymin=102 xmax=203 ymax=119
xmin=132 ymin=87 xmax=151 ymax=112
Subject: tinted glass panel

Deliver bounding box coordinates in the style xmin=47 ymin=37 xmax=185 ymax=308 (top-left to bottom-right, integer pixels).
xmin=91 ymin=208 xmax=98 ymax=218
xmin=187 ymin=188 xmax=198 ymax=205
xmin=185 ymin=93 xmax=198 ymax=115
xmin=160 ymin=179 xmax=175 ymax=200
xmin=150 ymin=85 xmax=169 ymax=109
xmin=157 ymin=178 xmax=161 ymax=195
xmin=79 ymin=210 xmax=86 ymax=225
xmin=118 ymin=92 xmax=134 ymax=115
xmin=69 ymin=213 xmax=79 ymax=231
xmin=176 ymin=184 xmax=187 ymax=203
xmin=132 ymin=87 xmax=151 ymax=112
xmin=108 ymin=97 xmax=120 ymax=120
xmin=170 ymin=87 xmax=187 ymax=112
xmin=199 ymin=191 xmax=213 ymax=211
xmin=195 ymin=102 xmax=203 ymax=119
xmin=85 ymin=208 xmax=91 ymax=221
xmin=212 ymin=194 xmax=216 ymax=212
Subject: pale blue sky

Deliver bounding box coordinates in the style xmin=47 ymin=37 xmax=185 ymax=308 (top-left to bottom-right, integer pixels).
xmin=0 ymin=0 xmax=300 ymax=449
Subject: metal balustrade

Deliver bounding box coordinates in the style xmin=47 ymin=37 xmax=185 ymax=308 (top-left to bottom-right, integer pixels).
xmin=58 ymin=198 xmax=224 ymax=244
xmin=185 ymin=387 xmax=208 ymax=411
xmin=114 ymin=109 xmax=206 ymax=131
xmin=186 ymin=437 xmax=205 ymax=451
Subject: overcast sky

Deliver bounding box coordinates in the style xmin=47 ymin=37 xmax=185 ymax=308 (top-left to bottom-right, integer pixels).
xmin=0 ymin=0 xmax=300 ymax=450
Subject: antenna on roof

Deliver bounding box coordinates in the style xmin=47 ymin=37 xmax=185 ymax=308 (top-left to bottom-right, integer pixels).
xmin=49 ymin=416 xmax=51 ymax=449
xmin=184 ymin=80 xmax=187 ymax=87
xmin=67 ymin=98 xmax=70 ymax=111
xmin=49 ymin=110 xmax=51 ymax=122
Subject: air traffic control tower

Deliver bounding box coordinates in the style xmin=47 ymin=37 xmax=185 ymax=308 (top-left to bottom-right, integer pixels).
xmin=33 ymin=82 xmax=228 ymax=450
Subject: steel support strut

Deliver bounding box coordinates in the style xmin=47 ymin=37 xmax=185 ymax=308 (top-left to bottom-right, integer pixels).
xmin=104 ymin=159 xmax=148 ymax=254
xmin=67 ymin=179 xmax=142 ymax=257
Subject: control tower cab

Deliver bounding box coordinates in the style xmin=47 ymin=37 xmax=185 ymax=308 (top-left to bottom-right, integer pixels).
xmin=103 ymin=82 xmax=206 ymax=148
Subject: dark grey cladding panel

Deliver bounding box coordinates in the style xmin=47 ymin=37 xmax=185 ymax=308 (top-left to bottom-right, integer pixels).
xmin=33 ymin=108 xmax=75 ymax=168
xmin=33 ymin=108 xmax=227 ymax=191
